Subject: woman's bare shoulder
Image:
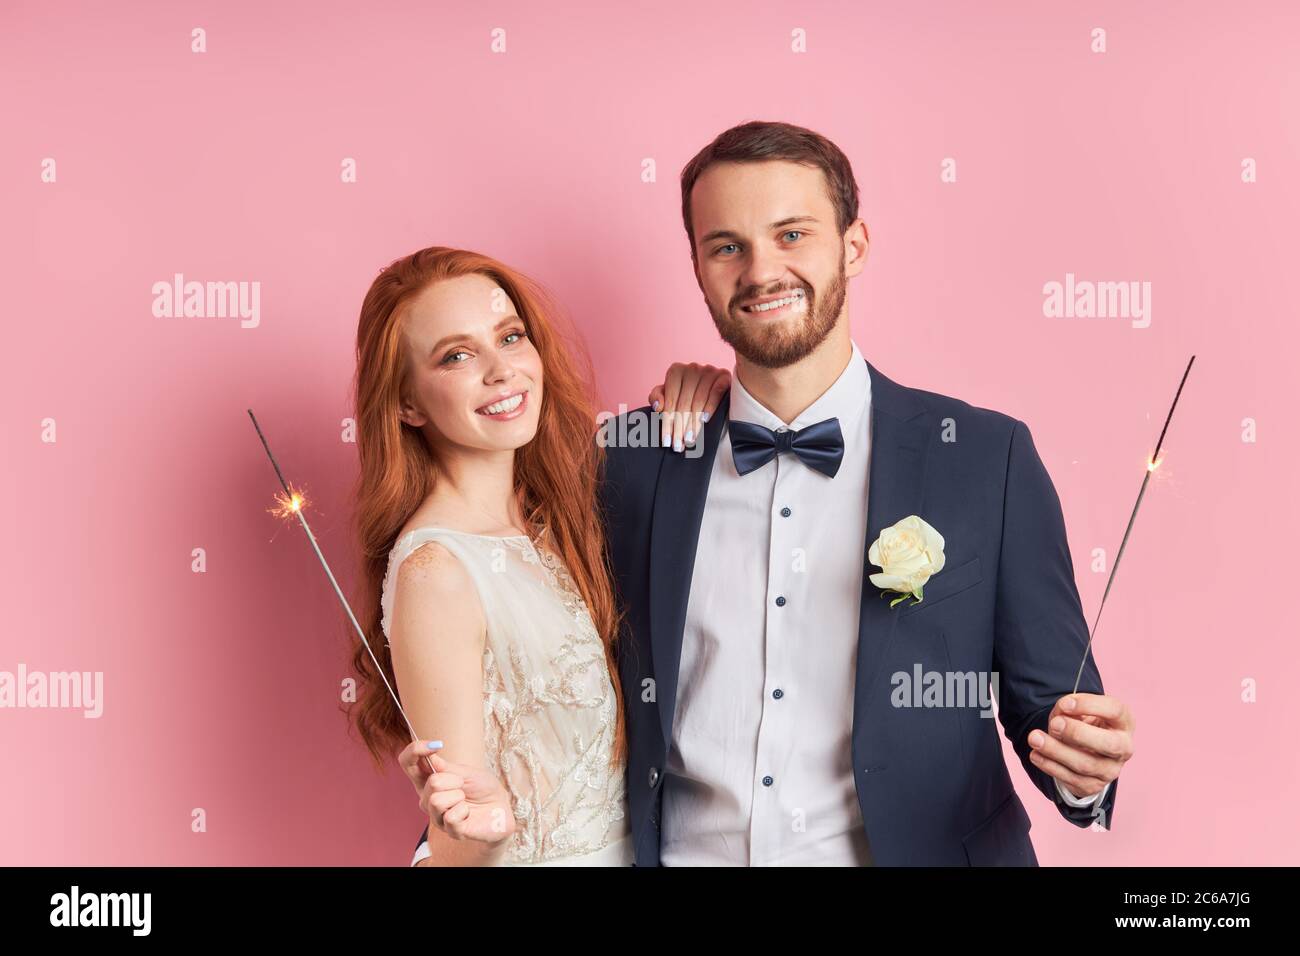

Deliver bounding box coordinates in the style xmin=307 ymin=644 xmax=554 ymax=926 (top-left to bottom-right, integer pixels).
xmin=391 ymin=539 xmax=485 ymax=646
xmin=395 ymin=537 xmax=470 ymax=591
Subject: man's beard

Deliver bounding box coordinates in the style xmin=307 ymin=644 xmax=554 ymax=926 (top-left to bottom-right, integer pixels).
xmin=709 ymin=266 xmax=846 ymax=370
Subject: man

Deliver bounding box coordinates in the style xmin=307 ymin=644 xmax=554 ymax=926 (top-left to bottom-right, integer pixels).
xmin=410 ymin=120 xmax=1134 ymax=865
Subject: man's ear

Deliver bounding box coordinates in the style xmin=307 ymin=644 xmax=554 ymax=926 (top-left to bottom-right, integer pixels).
xmin=844 ymin=218 xmax=870 ymax=277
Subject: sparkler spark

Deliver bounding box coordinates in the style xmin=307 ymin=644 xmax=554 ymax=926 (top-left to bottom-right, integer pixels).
xmin=269 ymin=485 xmax=309 ymax=521
xmin=1070 ymin=355 xmax=1194 ymax=694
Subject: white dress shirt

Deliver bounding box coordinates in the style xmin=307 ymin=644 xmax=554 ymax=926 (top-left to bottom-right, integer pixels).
xmin=658 ymin=339 xmax=1104 ymax=867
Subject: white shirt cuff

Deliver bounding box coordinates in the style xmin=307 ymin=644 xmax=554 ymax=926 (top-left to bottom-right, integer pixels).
xmin=411 ymin=840 xmax=431 ymax=867
xmin=1055 ymin=777 xmax=1110 ymax=808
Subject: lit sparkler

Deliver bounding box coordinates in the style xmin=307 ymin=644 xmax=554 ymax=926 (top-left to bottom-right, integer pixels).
xmin=247 ymin=408 xmax=436 ymax=777
xmin=1071 ymin=355 xmax=1195 ymax=693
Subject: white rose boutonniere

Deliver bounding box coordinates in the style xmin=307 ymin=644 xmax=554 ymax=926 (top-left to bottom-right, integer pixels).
xmin=868 ymin=515 xmax=946 ymax=609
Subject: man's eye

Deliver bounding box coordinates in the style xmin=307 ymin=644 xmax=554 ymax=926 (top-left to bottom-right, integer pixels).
xmin=783 ymin=230 xmax=803 ymax=242
xmin=716 ymin=243 xmax=738 ymax=256
xmin=442 ymin=350 xmax=470 ymax=364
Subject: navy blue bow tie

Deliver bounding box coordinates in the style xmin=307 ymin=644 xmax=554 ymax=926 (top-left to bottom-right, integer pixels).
xmin=728 ymin=417 xmax=845 ymax=478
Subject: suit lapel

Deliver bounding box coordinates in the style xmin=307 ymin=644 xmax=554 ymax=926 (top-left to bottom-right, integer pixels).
xmin=853 ymin=361 xmax=932 ymax=743
xmin=647 ymin=391 xmax=730 ymax=748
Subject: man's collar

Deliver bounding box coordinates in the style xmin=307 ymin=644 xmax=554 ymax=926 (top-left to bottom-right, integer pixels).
xmin=728 ymin=339 xmax=872 ymax=433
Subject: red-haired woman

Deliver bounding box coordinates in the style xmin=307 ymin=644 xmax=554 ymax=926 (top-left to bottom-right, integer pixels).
xmin=348 ymin=246 xmax=726 ymax=866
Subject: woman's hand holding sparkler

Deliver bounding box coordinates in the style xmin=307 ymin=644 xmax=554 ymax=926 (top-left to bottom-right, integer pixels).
xmin=398 ymin=740 xmax=516 ymax=848
xmin=423 ymin=753 xmax=517 ymax=845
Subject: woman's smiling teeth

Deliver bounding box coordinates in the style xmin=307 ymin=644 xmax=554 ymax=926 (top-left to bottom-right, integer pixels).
xmin=742 ymin=289 xmax=807 ymax=314
xmin=477 ymin=392 xmax=526 ymax=416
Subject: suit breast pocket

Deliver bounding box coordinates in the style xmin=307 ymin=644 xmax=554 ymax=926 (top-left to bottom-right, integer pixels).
xmin=897 ymin=556 xmax=983 ymax=619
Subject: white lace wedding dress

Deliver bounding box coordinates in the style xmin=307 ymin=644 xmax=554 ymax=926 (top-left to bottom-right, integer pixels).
xmin=381 ymin=526 xmax=633 ymax=866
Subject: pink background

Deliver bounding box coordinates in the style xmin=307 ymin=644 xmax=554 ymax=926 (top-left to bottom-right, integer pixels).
xmin=2 ymin=0 xmax=1296 ymax=865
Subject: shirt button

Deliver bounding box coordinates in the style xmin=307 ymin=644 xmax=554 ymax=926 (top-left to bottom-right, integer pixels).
xmin=772 ymin=688 xmax=784 ymax=700
xmin=775 ymin=595 xmax=786 ymax=607
xmin=648 ymin=767 xmax=660 ymax=788
xmin=780 ymin=507 xmax=791 ymax=518
xmin=762 ymin=775 xmax=774 ymax=787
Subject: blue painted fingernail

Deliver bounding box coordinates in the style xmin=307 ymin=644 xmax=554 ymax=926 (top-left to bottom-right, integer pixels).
xmin=662 ymin=433 xmax=672 ymax=447
xmin=684 ymin=430 xmax=694 ymax=445
xmin=673 ymin=438 xmax=684 ymax=452
xmin=427 ymin=740 xmax=443 ymax=750
xmin=700 ymin=411 xmax=710 ymax=423
xmin=652 ymin=400 xmax=661 ymax=412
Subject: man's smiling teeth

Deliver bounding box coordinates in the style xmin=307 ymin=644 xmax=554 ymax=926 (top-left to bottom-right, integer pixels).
xmin=743 ymin=289 xmax=806 ymax=312
xmin=479 ymin=393 xmax=524 ymax=415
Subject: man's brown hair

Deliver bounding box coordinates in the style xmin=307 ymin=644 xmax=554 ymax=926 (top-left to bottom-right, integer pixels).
xmin=679 ymin=120 xmax=861 ymax=259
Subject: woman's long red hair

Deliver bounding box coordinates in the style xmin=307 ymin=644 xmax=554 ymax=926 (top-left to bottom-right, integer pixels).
xmin=347 ymin=246 xmax=625 ymax=770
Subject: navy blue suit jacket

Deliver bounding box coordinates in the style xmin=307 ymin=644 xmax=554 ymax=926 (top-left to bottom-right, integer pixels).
xmin=416 ymin=356 xmax=1117 ymax=865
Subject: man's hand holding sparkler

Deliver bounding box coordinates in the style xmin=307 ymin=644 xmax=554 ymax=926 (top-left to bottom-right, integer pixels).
xmin=1028 ymin=693 xmax=1135 ymax=800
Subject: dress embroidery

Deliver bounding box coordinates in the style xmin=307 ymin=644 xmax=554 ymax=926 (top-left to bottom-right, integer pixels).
xmin=381 ymin=528 xmax=626 ymax=864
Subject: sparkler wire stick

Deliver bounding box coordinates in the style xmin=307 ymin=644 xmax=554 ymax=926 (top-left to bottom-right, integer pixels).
xmin=247 ymin=409 xmax=437 ymax=777
xmin=1070 ymin=355 xmax=1195 ymax=694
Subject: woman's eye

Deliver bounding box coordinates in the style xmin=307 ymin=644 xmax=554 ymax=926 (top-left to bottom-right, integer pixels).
xmin=442 ymin=350 xmax=470 ymax=364
xmin=502 ymin=329 xmax=526 ymax=346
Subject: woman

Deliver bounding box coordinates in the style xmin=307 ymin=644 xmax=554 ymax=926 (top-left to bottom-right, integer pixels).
xmin=349 ymin=246 xmax=727 ymax=866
